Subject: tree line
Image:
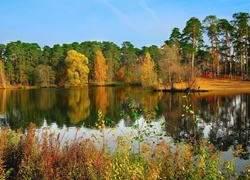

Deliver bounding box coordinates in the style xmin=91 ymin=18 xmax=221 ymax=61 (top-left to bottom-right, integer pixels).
xmin=0 ymin=12 xmax=249 ymax=88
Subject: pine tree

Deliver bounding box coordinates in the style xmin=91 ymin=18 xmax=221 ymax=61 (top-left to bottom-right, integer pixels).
xmin=182 ymin=17 xmax=203 ymax=76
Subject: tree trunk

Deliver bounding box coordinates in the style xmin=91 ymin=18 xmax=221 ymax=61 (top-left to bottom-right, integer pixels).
xmin=226 ymin=31 xmax=231 ymax=77
xmin=245 ymin=25 xmax=249 ymax=79
xmin=191 ymin=33 xmax=196 ymax=77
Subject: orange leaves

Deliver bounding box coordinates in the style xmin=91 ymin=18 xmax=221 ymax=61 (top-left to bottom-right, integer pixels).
xmin=115 ymin=66 xmax=127 ymax=82
xmin=93 ymin=50 xmax=108 ymax=85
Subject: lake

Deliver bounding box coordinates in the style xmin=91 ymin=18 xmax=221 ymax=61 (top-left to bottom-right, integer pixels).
xmin=0 ymin=87 xmax=249 ymax=172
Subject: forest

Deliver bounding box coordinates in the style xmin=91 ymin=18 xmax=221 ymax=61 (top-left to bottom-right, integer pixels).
xmin=0 ymin=12 xmax=249 ymax=88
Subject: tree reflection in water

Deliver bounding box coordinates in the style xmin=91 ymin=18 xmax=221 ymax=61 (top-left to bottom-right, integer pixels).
xmin=0 ymin=88 xmax=249 ymax=166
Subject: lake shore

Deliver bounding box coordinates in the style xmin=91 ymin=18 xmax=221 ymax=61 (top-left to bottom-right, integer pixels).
xmin=160 ymin=77 xmax=250 ymax=93
xmin=2 ymin=78 xmax=250 ymax=93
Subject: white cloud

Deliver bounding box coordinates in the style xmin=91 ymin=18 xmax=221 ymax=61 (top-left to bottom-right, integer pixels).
xmin=139 ymin=0 xmax=162 ymax=24
xmin=100 ymin=0 xmax=138 ymax=31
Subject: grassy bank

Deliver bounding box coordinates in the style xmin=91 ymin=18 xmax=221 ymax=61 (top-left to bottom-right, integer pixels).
xmin=0 ymin=123 xmax=249 ymax=180
xmin=161 ymin=78 xmax=250 ymax=93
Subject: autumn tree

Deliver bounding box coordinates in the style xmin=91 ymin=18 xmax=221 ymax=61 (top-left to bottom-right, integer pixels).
xmin=0 ymin=60 xmax=6 ymax=88
xmin=115 ymin=66 xmax=128 ymax=82
xmin=141 ymin=52 xmax=158 ymax=88
xmin=34 ymin=64 xmax=55 ymax=87
xmin=140 ymin=45 xmax=162 ymax=74
xmin=159 ymin=45 xmax=181 ymax=89
xmin=65 ymin=50 xmax=89 ymax=86
xmin=94 ymin=50 xmax=108 ymax=84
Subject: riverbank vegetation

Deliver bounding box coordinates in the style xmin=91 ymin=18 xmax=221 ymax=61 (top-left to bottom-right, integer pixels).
xmin=0 ymin=12 xmax=249 ymax=90
xmin=0 ymin=93 xmax=249 ymax=179
xmin=0 ymin=122 xmax=249 ymax=179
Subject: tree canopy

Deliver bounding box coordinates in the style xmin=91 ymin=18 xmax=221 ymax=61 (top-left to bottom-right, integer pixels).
xmin=141 ymin=52 xmax=158 ymax=88
xmin=93 ymin=50 xmax=108 ymax=84
xmin=0 ymin=11 xmax=249 ymax=88
xmin=65 ymin=50 xmax=89 ymax=86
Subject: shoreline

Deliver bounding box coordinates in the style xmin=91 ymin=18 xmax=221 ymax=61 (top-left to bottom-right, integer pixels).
xmin=1 ymin=78 xmax=250 ymax=93
xmin=157 ymin=77 xmax=250 ymax=93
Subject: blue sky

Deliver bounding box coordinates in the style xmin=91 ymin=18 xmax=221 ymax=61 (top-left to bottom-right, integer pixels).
xmin=1 ymin=0 xmax=249 ymax=48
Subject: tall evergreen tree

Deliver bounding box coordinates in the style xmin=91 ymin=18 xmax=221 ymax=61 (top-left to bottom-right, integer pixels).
xmin=120 ymin=41 xmax=138 ymax=81
xmin=218 ymin=19 xmax=234 ymax=77
xmin=101 ymin=41 xmax=120 ymax=82
xmin=232 ymin=12 xmax=250 ymax=78
xmin=203 ymin=15 xmax=220 ymax=76
xmin=4 ymin=41 xmax=26 ymax=84
xmin=41 ymin=46 xmax=52 ymax=65
xmin=165 ymin=27 xmax=182 ymax=47
xmin=120 ymin=41 xmax=137 ymax=67
xmin=80 ymin=41 xmax=102 ymax=82
xmin=182 ymin=17 xmax=203 ymax=76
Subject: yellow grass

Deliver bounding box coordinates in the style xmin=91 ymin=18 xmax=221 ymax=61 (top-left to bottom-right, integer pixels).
xmin=174 ymin=77 xmax=250 ymax=93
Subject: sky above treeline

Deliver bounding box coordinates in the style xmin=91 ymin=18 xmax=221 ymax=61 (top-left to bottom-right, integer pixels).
xmin=1 ymin=0 xmax=249 ymax=48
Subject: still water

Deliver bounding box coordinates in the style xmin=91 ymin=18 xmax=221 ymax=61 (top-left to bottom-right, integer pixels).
xmin=0 ymin=87 xmax=249 ymax=171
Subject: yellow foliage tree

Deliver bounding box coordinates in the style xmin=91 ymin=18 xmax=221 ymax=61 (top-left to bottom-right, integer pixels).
xmin=141 ymin=52 xmax=158 ymax=87
xmin=65 ymin=50 xmax=89 ymax=86
xmin=94 ymin=50 xmax=108 ymax=85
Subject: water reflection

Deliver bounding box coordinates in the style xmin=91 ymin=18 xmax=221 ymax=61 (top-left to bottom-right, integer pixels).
xmin=66 ymin=88 xmax=90 ymax=124
xmin=0 ymin=88 xmax=249 ymax=160
xmin=94 ymin=86 xmax=109 ymax=117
